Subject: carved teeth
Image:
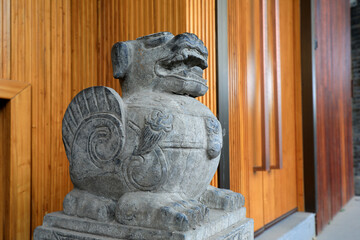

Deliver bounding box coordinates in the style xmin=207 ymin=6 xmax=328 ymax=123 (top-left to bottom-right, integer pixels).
xmin=158 ymin=47 xmax=207 ymax=78
xmin=181 ymin=49 xmax=207 ymax=69
xmin=169 ymin=54 xmax=184 ymax=64
xmin=174 ymin=55 xmax=184 ymax=62
xmin=181 ymin=49 xmax=204 ymax=61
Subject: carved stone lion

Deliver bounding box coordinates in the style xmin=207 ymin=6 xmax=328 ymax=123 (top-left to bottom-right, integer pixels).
xmin=61 ymin=32 xmax=244 ymax=232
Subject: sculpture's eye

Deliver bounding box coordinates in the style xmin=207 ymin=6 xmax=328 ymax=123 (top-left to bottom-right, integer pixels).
xmin=137 ymin=32 xmax=174 ymax=48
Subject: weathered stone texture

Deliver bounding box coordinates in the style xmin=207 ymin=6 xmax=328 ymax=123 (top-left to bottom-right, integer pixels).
xmin=34 ymin=208 xmax=253 ymax=240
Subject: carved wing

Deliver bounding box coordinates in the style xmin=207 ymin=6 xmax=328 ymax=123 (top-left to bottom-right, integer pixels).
xmin=62 ymin=86 xmax=125 ymax=168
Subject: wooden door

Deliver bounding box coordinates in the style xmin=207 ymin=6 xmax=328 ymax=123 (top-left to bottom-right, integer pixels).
xmin=228 ymin=0 xmax=302 ymax=232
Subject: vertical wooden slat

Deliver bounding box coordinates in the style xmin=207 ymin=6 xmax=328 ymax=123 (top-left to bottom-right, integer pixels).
xmin=9 ymin=86 xmax=31 ymax=240
xmin=293 ymin=0 xmax=305 ymax=212
xmin=50 ymin=0 xmax=72 ymax=212
xmin=11 ymin=0 xmax=25 ymax=82
xmin=71 ymin=0 xmax=98 ymax=96
xmin=30 ymin=0 xmax=52 ymax=234
xmin=228 ymin=0 xmax=266 ymax=230
xmin=267 ymin=0 xmax=282 ymax=169
xmin=9 ymin=0 xmax=50 ymax=236
xmin=263 ymin=0 xmax=298 ymax=225
xmin=0 ymin=0 xmax=11 ymax=79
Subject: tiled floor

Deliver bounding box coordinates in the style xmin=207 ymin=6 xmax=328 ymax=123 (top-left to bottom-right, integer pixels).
xmin=317 ymin=196 xmax=360 ymax=240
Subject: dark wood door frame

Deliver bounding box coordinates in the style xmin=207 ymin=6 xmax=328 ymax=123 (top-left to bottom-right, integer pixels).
xmin=300 ymin=0 xmax=318 ymax=213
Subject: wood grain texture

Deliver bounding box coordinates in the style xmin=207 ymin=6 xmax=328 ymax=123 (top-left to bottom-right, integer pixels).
xmin=262 ymin=0 xmax=298 ymax=225
xmin=0 ymin=85 xmax=31 ymax=240
xmin=9 ymin=86 xmax=32 ymax=240
xmin=293 ymin=0 xmax=305 ymax=212
xmin=314 ymin=0 xmax=354 ymax=233
xmin=0 ymin=0 xmax=10 ymax=79
xmin=49 ymin=0 xmax=73 ymax=215
xmin=228 ymin=0 xmax=265 ymax=230
xmin=267 ymin=0 xmax=282 ymax=170
xmin=0 ymin=79 xmax=29 ymax=99
xmin=228 ymin=0 xmax=300 ymax=231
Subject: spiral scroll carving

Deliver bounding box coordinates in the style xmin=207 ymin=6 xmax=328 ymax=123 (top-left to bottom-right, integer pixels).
xmin=71 ymin=114 xmax=124 ymax=169
xmin=62 ymin=87 xmax=125 ymax=169
xmin=122 ymin=146 xmax=168 ymax=191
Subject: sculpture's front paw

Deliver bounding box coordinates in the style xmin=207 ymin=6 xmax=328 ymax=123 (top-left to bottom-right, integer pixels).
xmin=63 ymin=188 xmax=116 ymax=222
xmin=199 ymin=185 xmax=245 ymax=211
xmin=116 ymin=192 xmax=208 ymax=231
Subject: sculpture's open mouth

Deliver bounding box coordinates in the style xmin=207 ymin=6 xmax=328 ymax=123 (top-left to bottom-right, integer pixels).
xmin=155 ymin=46 xmax=208 ymax=87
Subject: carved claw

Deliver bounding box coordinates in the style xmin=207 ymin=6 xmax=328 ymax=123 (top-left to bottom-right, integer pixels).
xmin=63 ymin=189 xmax=116 ymax=222
xmin=199 ymin=185 xmax=245 ymax=211
xmin=115 ymin=192 xmax=208 ymax=231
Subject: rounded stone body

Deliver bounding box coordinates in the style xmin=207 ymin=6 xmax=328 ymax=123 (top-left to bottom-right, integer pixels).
xmin=67 ymin=90 xmax=221 ymax=201
xmin=122 ymin=91 xmax=222 ymax=199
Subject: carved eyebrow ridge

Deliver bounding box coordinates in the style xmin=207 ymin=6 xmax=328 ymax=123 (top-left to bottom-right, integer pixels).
xmin=138 ymin=32 xmax=174 ymax=48
xmin=143 ymin=36 xmax=173 ymax=48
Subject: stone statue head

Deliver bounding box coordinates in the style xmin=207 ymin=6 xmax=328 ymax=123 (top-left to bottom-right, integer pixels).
xmin=111 ymin=32 xmax=209 ymax=97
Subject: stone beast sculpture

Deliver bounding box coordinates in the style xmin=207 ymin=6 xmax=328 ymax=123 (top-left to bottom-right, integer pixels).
xmin=62 ymin=32 xmax=244 ymax=232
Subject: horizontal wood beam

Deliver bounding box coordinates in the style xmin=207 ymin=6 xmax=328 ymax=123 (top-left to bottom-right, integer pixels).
xmin=0 ymin=79 xmax=30 ymax=99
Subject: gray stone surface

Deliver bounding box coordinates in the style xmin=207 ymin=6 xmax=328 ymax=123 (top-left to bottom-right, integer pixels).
xmin=34 ymin=32 xmax=253 ymax=239
xmin=34 ymin=208 xmax=253 ymax=240
xmin=317 ymin=197 xmax=360 ymax=240
xmin=255 ymin=212 xmax=315 ymax=240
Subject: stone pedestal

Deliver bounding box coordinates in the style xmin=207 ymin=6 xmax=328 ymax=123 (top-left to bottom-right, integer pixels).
xmin=34 ymin=208 xmax=253 ymax=240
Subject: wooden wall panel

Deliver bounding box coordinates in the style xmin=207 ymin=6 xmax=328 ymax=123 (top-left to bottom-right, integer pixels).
xmin=0 ymin=0 xmax=10 ymax=79
xmin=314 ymin=0 xmax=354 ymax=233
xmin=9 ymin=0 xmax=52 ymax=234
xmin=49 ymin=0 xmax=72 ymax=214
xmin=71 ymin=0 xmax=98 ymax=95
